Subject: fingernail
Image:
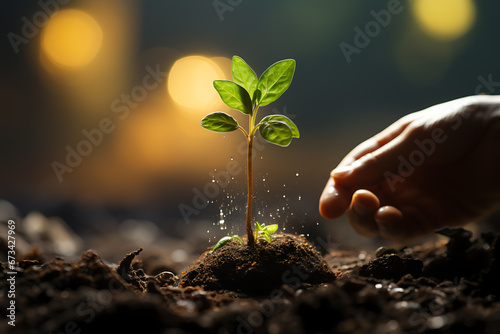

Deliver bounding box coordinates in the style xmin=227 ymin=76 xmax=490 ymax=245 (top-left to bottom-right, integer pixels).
xmin=353 ymin=198 xmax=369 ymax=215
xmin=332 ymin=165 xmax=353 ymax=178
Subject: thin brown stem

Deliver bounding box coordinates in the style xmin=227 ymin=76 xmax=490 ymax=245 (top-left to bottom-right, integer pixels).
xmin=246 ymin=135 xmax=255 ymax=245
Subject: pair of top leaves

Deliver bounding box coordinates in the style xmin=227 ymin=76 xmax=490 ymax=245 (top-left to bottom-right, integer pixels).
xmin=201 ymin=56 xmax=299 ymax=147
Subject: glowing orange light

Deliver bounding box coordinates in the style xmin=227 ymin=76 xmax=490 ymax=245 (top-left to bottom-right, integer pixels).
xmin=167 ymin=56 xmax=226 ymax=111
xmin=41 ymin=9 xmax=103 ymax=68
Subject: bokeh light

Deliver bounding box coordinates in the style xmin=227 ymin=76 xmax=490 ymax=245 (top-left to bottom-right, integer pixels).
xmin=412 ymin=0 xmax=476 ymax=41
xmin=167 ymin=56 xmax=226 ymax=111
xmin=41 ymin=9 xmax=103 ymax=68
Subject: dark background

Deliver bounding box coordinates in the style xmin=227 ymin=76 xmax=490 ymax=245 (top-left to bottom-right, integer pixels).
xmin=1 ymin=0 xmax=499 ymax=252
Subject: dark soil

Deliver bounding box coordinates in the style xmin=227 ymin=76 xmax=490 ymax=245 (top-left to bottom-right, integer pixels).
xmin=179 ymin=234 xmax=336 ymax=294
xmin=2 ymin=228 xmax=500 ymax=333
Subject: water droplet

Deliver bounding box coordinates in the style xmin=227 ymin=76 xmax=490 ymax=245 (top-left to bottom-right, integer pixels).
xmin=282 ymin=195 xmax=286 ymax=198
xmin=267 ymin=190 xmax=270 ymax=193
xmin=207 ymin=230 xmax=210 ymax=233
xmin=296 ymin=173 xmax=299 ymax=177
xmin=298 ymin=196 xmax=301 ymax=200
xmin=260 ymin=156 xmax=263 ymax=159
xmin=230 ymin=156 xmax=233 ymax=160
xmin=316 ymin=222 xmax=320 ymax=226
xmin=212 ymin=179 xmax=215 ymax=183
xmin=263 ymin=178 xmax=266 ymax=181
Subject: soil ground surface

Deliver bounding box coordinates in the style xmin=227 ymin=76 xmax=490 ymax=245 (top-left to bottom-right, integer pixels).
xmin=2 ymin=228 xmax=500 ymax=333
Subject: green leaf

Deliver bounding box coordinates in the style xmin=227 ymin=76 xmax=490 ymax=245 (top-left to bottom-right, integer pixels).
xmin=255 ymin=222 xmax=263 ymax=231
xmin=213 ymin=80 xmax=252 ymax=115
xmin=252 ymin=89 xmax=262 ymax=105
xmin=258 ymin=233 xmax=272 ymax=243
xmin=201 ymin=112 xmax=239 ymax=132
xmin=256 ymin=59 xmax=296 ymax=106
xmin=259 ymin=121 xmax=293 ymax=147
xmin=232 ymin=56 xmax=258 ymax=100
xmin=212 ymin=235 xmax=243 ymax=252
xmin=259 ymin=115 xmax=299 ymax=138
xmin=262 ymin=224 xmax=278 ymax=235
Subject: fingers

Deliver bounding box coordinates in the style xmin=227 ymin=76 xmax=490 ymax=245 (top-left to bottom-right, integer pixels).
xmin=319 ymin=178 xmax=351 ymax=220
xmin=320 ymin=181 xmax=431 ymax=243
xmin=348 ymin=201 xmax=411 ymax=243
xmin=347 ymin=190 xmax=380 ymax=237
xmin=375 ymin=206 xmax=405 ymax=241
xmin=346 ymin=191 xmax=411 ymax=242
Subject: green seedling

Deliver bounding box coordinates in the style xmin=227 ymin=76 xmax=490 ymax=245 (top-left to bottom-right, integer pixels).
xmin=212 ymin=235 xmax=243 ymax=252
xmin=212 ymin=223 xmax=278 ymax=252
xmin=255 ymin=222 xmax=278 ymax=243
xmin=201 ymin=56 xmax=298 ymax=248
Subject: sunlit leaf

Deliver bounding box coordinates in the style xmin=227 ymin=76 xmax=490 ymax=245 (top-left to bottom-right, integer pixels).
xmin=259 ymin=121 xmax=293 ymax=147
xmin=213 ymin=80 xmax=252 ymax=114
xmin=257 ymin=59 xmax=295 ymax=106
xmin=212 ymin=235 xmax=243 ymax=252
xmin=255 ymin=222 xmax=262 ymax=231
xmin=263 ymin=224 xmax=278 ymax=235
xmin=232 ymin=56 xmax=258 ymax=100
xmin=258 ymin=115 xmax=299 ymax=138
xmin=201 ymin=112 xmax=239 ymax=132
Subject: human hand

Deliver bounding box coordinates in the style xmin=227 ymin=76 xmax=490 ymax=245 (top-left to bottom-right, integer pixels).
xmin=319 ymin=95 xmax=500 ymax=243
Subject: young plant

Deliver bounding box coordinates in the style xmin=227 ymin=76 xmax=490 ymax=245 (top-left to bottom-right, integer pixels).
xmin=201 ymin=56 xmax=299 ymax=246
xmin=255 ymin=222 xmax=279 ymax=243
xmin=212 ymin=222 xmax=279 ymax=252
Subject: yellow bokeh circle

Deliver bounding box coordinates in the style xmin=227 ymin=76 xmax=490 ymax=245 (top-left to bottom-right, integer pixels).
xmin=167 ymin=56 xmax=225 ymax=111
xmin=41 ymin=10 xmax=103 ymax=68
xmin=412 ymin=0 xmax=476 ymax=41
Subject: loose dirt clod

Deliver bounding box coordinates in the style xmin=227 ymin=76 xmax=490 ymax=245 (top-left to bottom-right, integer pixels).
xmin=116 ymin=247 xmax=145 ymax=291
xmin=356 ymin=254 xmax=423 ymax=281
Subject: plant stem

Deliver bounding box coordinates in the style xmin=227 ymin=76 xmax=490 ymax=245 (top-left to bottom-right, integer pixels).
xmin=245 ymin=105 xmax=259 ymax=246
xmin=246 ymin=134 xmax=255 ymax=246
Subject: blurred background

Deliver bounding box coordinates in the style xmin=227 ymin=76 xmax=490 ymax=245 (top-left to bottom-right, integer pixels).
xmin=1 ymin=0 xmax=499 ymax=264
